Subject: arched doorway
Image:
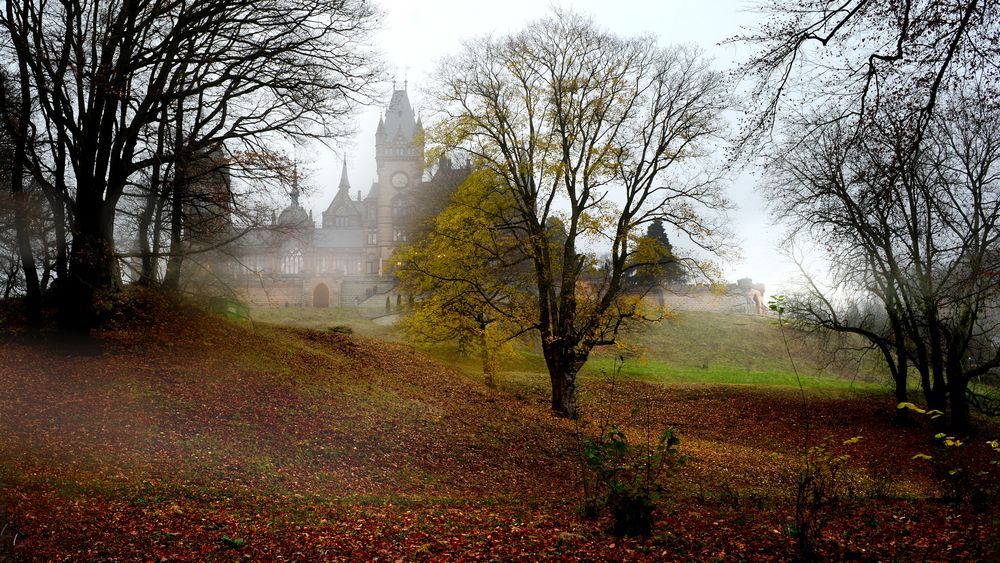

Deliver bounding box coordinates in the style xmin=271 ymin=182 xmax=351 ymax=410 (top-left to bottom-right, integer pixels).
xmin=313 ymin=283 xmax=330 ymax=308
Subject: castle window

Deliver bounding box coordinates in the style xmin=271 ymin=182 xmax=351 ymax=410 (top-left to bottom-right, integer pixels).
xmin=281 ymin=248 xmax=303 ymax=274
xmin=391 ymin=197 xmax=408 ymax=218
xmin=331 ymin=255 xmax=344 ymax=274
xmin=244 ymin=255 xmax=261 ymax=273
xmin=392 ymin=227 xmax=407 ymax=242
xmin=367 ymin=231 xmax=376 ymax=245
xmin=335 ymin=215 xmax=349 ymax=227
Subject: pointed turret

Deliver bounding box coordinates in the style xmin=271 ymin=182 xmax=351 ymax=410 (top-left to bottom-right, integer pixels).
xmin=376 ymin=87 xmax=423 ymax=167
xmin=383 ymin=88 xmax=416 ymax=142
xmin=289 ymin=163 xmax=301 ymax=206
xmin=322 ymin=157 xmax=364 ymax=228
xmin=337 ymin=157 xmax=351 ymax=193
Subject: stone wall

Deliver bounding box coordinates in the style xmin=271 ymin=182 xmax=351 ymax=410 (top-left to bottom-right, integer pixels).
xmin=643 ymin=279 xmax=768 ymax=315
xmin=237 ymin=279 xmax=307 ymax=308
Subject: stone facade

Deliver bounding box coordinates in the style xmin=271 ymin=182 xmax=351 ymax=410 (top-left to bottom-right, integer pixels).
xmin=228 ymin=88 xmax=468 ymax=308
xmin=645 ymin=278 xmax=768 ymax=315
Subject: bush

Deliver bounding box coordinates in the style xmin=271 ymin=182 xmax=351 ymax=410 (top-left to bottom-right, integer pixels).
xmin=581 ymin=424 xmax=685 ymax=537
xmin=792 ymin=436 xmax=861 ymax=559
xmin=900 ymin=402 xmax=1000 ymax=510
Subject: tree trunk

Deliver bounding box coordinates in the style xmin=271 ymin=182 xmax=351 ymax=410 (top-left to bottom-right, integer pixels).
xmin=946 ymin=364 xmax=971 ymax=434
xmin=161 ymin=178 xmax=185 ymax=290
xmin=139 ymin=111 xmax=170 ymax=287
xmin=62 ymin=214 xmax=117 ymax=337
xmin=10 ymin=153 xmax=40 ymax=321
xmin=543 ymin=342 xmax=585 ymax=418
xmin=888 ymin=316 xmax=909 ymax=405
xmin=59 ymin=168 xmax=122 ymax=336
xmin=137 ymin=181 xmax=161 ymax=286
xmin=52 ymin=198 xmax=67 ymax=285
xmin=162 ymin=102 xmax=187 ymax=291
xmin=481 ymin=345 xmax=496 ymax=389
xmin=948 ymin=383 xmax=970 ymax=435
xmin=4 ymin=62 xmax=41 ymax=322
xmin=891 ymin=348 xmax=910 ymax=424
xmin=480 ymin=324 xmax=498 ymax=389
xmin=45 ymin=144 xmax=69 ymax=286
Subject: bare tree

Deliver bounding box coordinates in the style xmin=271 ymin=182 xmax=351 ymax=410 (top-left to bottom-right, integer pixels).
xmin=1 ymin=0 xmax=380 ymax=335
xmin=739 ymin=0 xmax=1000 ymax=431
xmin=736 ymin=0 xmax=999 ymax=153
xmin=0 ymin=66 xmax=41 ymax=319
xmin=421 ymin=9 xmax=732 ymax=418
xmin=768 ymin=89 xmax=1000 ymax=431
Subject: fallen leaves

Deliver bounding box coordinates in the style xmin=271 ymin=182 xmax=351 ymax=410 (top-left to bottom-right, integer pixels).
xmin=0 ymin=305 xmax=997 ymax=560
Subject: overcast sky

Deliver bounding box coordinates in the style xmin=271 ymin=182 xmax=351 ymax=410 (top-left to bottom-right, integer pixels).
xmin=299 ymin=0 xmax=804 ymax=296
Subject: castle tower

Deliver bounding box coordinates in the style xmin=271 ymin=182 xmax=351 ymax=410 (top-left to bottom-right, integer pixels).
xmin=374 ymin=87 xmax=424 ymax=271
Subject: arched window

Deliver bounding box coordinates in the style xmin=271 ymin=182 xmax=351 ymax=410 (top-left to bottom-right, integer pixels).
xmin=281 ymin=248 xmax=303 ymax=274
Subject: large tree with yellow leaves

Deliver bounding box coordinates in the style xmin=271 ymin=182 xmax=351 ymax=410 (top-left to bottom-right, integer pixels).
xmin=408 ymin=10 xmax=732 ymax=418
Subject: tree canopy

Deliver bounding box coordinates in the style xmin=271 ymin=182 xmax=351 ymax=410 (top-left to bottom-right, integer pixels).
xmin=413 ymin=9 xmax=732 ymax=417
xmin=741 ymin=0 xmax=1000 ymax=430
xmin=0 ymin=0 xmax=380 ymax=334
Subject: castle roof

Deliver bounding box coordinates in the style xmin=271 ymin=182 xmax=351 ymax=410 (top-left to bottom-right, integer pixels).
xmin=382 ymin=88 xmax=417 ymax=142
xmin=276 ymin=169 xmax=313 ymax=228
xmin=323 ymin=158 xmax=364 ymax=221
xmin=337 ymin=158 xmax=351 ymax=192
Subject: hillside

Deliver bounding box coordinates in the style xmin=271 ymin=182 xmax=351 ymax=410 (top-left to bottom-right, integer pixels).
xmin=0 ymin=295 xmax=996 ymax=560
xmin=592 ymin=310 xmax=882 ymax=388
xmin=254 ymin=306 xmax=884 ymax=392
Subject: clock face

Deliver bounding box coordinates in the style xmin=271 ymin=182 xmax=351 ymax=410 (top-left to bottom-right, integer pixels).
xmin=390 ymin=171 xmax=409 ymax=189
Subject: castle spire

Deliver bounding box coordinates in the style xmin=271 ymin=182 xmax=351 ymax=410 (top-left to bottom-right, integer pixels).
xmin=337 ymin=157 xmax=351 ymax=193
xmin=290 ymin=162 xmax=300 ymax=206
xmin=383 ymin=89 xmax=416 ymax=142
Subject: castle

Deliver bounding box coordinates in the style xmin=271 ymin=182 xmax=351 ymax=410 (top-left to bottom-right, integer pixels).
xmin=184 ymin=87 xmax=766 ymax=314
xmin=228 ymin=88 xmax=468 ymax=308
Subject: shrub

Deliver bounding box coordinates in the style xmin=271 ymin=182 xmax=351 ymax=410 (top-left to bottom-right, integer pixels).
xmin=581 ymin=423 xmax=685 ymax=537
xmin=901 ymin=402 xmax=999 ymax=510
xmin=792 ymin=436 xmax=861 ymax=560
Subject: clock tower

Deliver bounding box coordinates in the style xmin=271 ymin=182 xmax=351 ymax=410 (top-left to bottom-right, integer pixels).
xmin=374 ymin=87 xmax=424 ymax=271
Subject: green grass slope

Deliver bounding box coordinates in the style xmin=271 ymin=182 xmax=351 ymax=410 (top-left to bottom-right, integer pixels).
xmin=250 ymin=306 xmax=885 ymax=393
xmin=588 ymin=310 xmax=883 ymax=392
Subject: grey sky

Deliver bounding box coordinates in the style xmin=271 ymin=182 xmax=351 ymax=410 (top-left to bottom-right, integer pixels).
xmin=299 ymin=0 xmax=801 ymax=296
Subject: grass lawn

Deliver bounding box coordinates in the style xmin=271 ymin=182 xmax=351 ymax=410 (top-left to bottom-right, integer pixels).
xmin=248 ymin=305 xmax=400 ymax=340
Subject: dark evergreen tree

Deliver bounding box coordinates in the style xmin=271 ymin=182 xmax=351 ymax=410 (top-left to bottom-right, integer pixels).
xmin=629 ymin=219 xmax=687 ymax=289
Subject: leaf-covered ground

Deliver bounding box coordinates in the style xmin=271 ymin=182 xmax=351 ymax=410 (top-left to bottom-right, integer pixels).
xmin=0 ymin=297 xmax=997 ymax=560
